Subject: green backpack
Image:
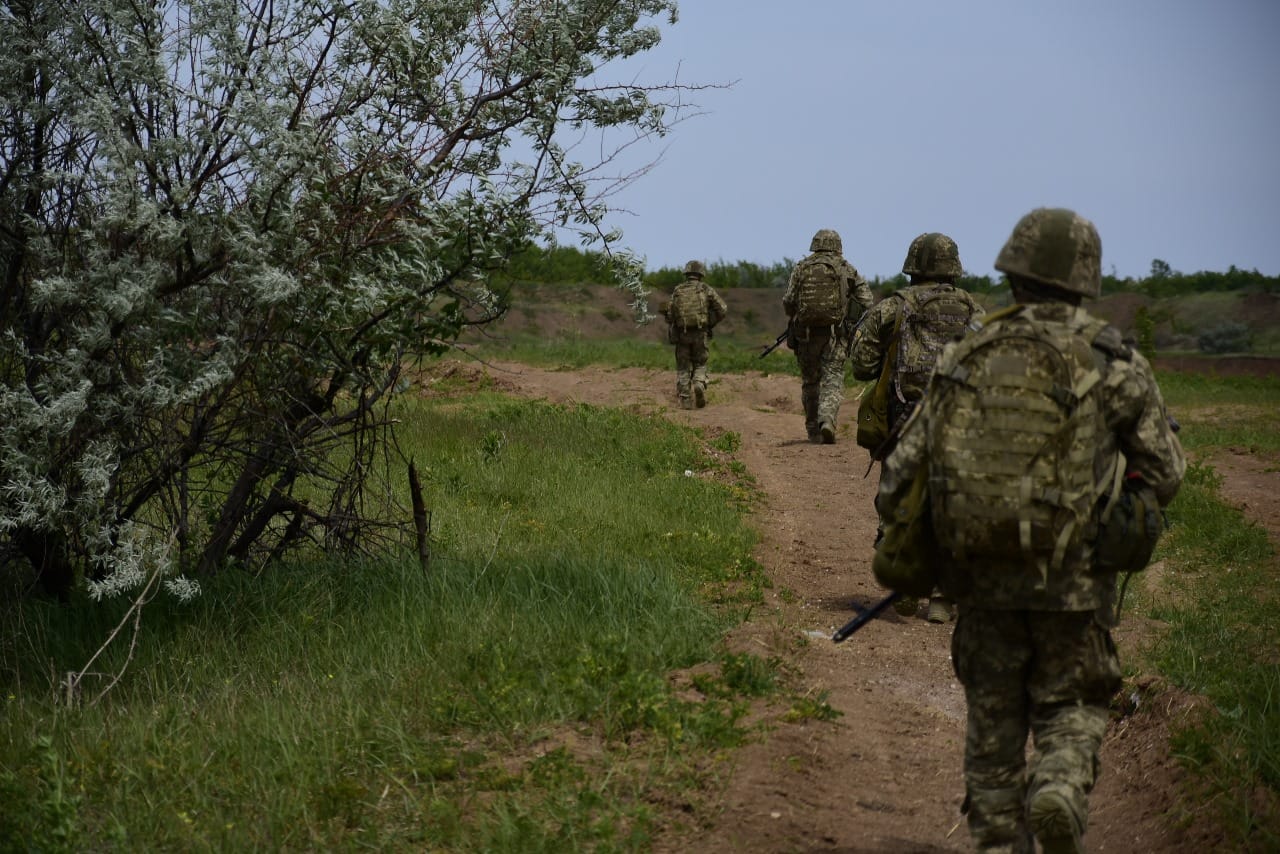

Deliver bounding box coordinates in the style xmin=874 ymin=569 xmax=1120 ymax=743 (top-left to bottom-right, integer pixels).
xmin=669 ymin=281 xmax=709 ymax=331
xmin=791 ymin=257 xmax=847 ymax=326
xmin=926 ymin=306 xmax=1110 ymax=578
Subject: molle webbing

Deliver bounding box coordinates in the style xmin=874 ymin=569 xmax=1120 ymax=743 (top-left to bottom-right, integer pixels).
xmin=928 ymin=316 xmax=1108 ymax=579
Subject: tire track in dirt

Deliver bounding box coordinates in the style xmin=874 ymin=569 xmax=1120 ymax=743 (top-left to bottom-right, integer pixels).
xmin=467 ymin=359 xmax=1222 ymax=853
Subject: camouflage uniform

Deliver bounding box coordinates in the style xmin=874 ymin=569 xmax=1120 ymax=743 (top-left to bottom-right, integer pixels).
xmin=850 ymin=233 xmax=982 ymax=620
xmin=782 ymin=229 xmax=873 ymax=442
xmin=662 ymin=261 xmax=728 ymax=409
xmin=878 ymin=209 xmax=1186 ymax=853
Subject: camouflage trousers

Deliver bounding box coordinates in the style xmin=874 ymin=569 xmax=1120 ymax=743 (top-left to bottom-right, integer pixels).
xmin=791 ymin=325 xmax=850 ymax=436
xmin=951 ymin=607 xmax=1122 ymax=852
xmin=672 ymin=329 xmax=710 ymax=405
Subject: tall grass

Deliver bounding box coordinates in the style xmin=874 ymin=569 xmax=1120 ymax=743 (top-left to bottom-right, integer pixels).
xmin=0 ymin=396 xmax=765 ymax=850
xmin=1126 ymin=373 xmax=1280 ymax=846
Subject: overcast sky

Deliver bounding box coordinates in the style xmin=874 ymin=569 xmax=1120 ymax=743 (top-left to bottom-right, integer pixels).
xmin=575 ymin=0 xmax=1280 ymax=281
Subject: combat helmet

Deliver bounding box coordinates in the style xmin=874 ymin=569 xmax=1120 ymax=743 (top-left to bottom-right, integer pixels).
xmin=683 ymin=259 xmax=706 ymax=278
xmin=994 ymin=208 xmax=1101 ymax=298
xmin=809 ymin=229 xmax=842 ymax=254
xmin=901 ymin=232 xmax=963 ymax=280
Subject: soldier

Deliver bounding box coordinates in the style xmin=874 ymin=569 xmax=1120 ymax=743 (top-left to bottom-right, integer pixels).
xmin=662 ymin=260 xmax=728 ymax=409
xmin=875 ymin=208 xmax=1186 ymax=853
xmin=782 ymin=229 xmax=873 ymax=443
xmin=849 ymin=232 xmax=984 ymax=622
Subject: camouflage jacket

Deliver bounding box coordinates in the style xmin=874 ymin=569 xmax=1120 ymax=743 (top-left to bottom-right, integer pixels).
xmin=663 ymin=278 xmax=728 ymax=331
xmin=878 ymin=302 xmax=1186 ymax=614
xmin=848 ymin=282 xmax=985 ymax=396
xmin=782 ymin=251 xmax=873 ymax=329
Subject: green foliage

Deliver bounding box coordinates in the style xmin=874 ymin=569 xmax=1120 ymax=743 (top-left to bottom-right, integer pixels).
xmin=0 ymin=0 xmax=687 ymax=599
xmin=1134 ymin=306 xmax=1157 ymax=359
xmin=0 ymin=395 xmax=764 ymax=849
xmin=1197 ymin=322 xmax=1252 ymax=354
xmin=1135 ymin=456 xmax=1280 ymax=846
xmin=645 ymin=259 xmax=796 ymax=290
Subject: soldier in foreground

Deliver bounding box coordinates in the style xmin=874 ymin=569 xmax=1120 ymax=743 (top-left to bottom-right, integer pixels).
xmin=874 ymin=208 xmax=1186 ymax=853
xmin=662 ymin=260 xmax=728 ymax=409
xmin=782 ymin=229 xmax=873 ymax=443
xmin=849 ymin=232 xmax=983 ymax=621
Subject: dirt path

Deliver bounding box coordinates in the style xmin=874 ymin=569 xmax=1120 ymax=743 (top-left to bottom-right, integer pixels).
xmin=465 ymin=359 xmax=1237 ymax=853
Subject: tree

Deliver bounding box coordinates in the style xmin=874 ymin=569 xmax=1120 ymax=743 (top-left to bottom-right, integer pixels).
xmin=1 ymin=0 xmax=691 ymax=600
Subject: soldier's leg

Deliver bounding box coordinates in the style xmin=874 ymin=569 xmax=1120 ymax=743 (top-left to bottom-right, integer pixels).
xmin=816 ymin=332 xmax=850 ymax=443
xmin=1025 ymin=612 xmax=1122 ymax=854
xmin=797 ymin=336 xmax=824 ymax=440
xmin=674 ymin=340 xmax=693 ymax=408
xmin=953 ymin=610 xmax=1036 ymax=852
xmin=690 ymin=335 xmax=710 ymax=408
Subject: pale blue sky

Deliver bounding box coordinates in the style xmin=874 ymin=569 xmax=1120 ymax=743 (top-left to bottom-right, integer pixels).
xmin=582 ymin=0 xmax=1280 ymax=280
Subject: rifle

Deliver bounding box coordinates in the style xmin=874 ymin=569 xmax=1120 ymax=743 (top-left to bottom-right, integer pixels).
xmin=832 ymin=592 xmax=901 ymax=643
xmin=759 ymin=326 xmax=790 ymax=359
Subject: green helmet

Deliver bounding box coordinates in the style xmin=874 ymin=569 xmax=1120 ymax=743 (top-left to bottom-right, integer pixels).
xmin=901 ymin=232 xmax=962 ymax=279
xmin=809 ymin=229 xmax=842 ymax=254
xmin=683 ymin=260 xmax=706 ymax=278
xmin=994 ymin=208 xmax=1101 ymax=298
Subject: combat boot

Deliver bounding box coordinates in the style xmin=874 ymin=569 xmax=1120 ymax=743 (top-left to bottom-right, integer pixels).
xmin=892 ymin=596 xmax=918 ymax=617
xmin=679 ymin=396 xmax=693 ymax=410
xmin=694 ymin=384 xmax=706 ymax=408
xmin=927 ymin=595 xmax=955 ymax=623
xmin=819 ymin=419 xmax=836 ymax=444
xmin=1028 ymin=784 xmax=1084 ymax=854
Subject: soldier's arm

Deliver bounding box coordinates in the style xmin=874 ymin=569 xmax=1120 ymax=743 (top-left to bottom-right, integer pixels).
xmin=782 ymin=270 xmax=799 ymax=318
xmin=708 ymin=287 xmax=728 ymax=327
xmin=847 ymin=267 xmax=875 ymax=321
xmin=848 ymin=298 xmax=895 ymax=381
xmin=1103 ymin=350 xmax=1187 ymax=506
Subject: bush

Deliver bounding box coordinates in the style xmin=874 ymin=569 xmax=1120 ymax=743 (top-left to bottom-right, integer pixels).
xmin=1197 ymin=322 xmax=1252 ymax=354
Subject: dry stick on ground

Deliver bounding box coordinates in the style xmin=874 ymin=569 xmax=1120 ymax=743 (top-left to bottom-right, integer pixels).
xmin=65 ymin=565 xmax=166 ymax=707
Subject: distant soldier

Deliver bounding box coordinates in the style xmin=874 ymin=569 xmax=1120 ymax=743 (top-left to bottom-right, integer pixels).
xmin=782 ymin=229 xmax=873 ymax=443
xmin=849 ymin=232 xmax=984 ymax=622
xmin=875 ymin=208 xmax=1186 ymax=853
xmin=662 ymin=260 xmax=728 ymax=409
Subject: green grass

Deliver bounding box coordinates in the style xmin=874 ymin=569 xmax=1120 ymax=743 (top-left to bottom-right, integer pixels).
xmin=0 ymin=395 xmax=771 ymax=850
xmin=483 ymin=332 xmax=802 ymax=378
xmin=1123 ymin=405 xmax=1280 ymax=846
xmin=1155 ymin=371 xmax=1280 ymax=454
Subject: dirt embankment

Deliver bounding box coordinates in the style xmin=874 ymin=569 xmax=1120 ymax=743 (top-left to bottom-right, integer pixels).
xmin=453 ymin=357 xmax=1261 ymax=853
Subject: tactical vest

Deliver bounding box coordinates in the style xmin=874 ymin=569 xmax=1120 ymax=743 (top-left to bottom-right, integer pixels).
xmin=926 ymin=306 xmax=1114 ymax=589
xmin=669 ymin=281 xmax=709 ymax=330
xmin=791 ymin=257 xmax=847 ymax=327
xmin=893 ymin=285 xmax=978 ymax=404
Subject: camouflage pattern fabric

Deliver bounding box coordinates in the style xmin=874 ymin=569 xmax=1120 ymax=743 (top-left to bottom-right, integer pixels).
xmin=849 ymin=282 xmax=985 ymax=409
xmin=669 ymin=280 xmax=710 ymax=330
xmin=783 ymin=250 xmax=872 ymax=436
xmin=664 ymin=278 xmax=727 ymax=406
xmin=877 ymin=300 xmax=1185 ymax=854
xmin=671 ymin=327 xmax=710 ymax=405
xmin=893 ymin=284 xmax=985 ymax=404
xmin=881 ymin=302 xmax=1186 ymax=615
xmin=789 ymin=326 xmax=848 ymax=436
xmin=952 ymin=608 xmax=1120 ymax=851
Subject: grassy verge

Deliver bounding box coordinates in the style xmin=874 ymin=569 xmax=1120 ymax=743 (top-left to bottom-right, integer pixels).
xmin=0 ymin=393 xmax=771 ymax=850
xmin=477 ymin=332 xmax=803 ymax=378
xmin=1125 ymin=371 xmax=1280 ymax=846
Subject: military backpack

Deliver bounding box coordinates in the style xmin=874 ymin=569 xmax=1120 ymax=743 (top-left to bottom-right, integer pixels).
xmin=668 ymin=281 xmax=709 ymax=331
xmin=925 ymin=305 xmax=1112 ymax=578
xmin=893 ymin=285 xmax=979 ymax=404
xmin=790 ymin=257 xmax=847 ymax=327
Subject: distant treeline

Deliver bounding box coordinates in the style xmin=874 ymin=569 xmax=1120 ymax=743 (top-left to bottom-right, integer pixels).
xmin=501 ymin=245 xmax=1279 ymax=296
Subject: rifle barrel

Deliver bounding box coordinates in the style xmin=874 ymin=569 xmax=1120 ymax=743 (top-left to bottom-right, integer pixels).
xmin=831 ymin=592 xmax=901 ymax=643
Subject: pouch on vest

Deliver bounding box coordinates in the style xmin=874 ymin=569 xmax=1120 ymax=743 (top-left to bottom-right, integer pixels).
xmin=1094 ymin=462 xmax=1164 ymax=574
xmin=872 ymin=461 xmax=940 ymax=598
xmin=856 ymin=311 xmax=903 ymax=454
